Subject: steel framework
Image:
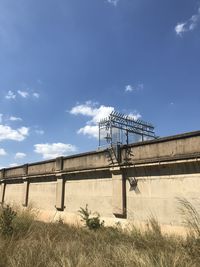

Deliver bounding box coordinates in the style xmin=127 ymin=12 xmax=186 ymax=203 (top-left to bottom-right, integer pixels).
xmin=98 ymin=111 xmax=157 ymax=148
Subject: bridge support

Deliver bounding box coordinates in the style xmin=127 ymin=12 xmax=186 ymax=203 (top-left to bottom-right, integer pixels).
xmin=110 ymin=167 xmax=126 ymax=218
xmin=55 ymin=175 xmax=65 ymax=211
xmin=22 ymin=179 xmax=29 ymax=207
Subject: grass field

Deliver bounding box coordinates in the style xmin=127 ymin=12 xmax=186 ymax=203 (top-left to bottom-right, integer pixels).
xmin=0 ymin=199 xmax=200 ymax=267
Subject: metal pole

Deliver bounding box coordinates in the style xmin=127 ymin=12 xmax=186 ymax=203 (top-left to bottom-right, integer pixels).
xmin=98 ymin=124 xmax=100 ymax=147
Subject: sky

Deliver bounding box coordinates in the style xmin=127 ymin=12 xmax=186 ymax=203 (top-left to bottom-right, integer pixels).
xmin=0 ymin=0 xmax=200 ymax=168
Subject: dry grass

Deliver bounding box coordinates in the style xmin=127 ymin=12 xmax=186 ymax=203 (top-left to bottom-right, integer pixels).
xmin=0 ymin=200 xmax=199 ymax=267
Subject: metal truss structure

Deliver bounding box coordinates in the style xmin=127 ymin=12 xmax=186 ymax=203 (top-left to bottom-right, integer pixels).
xmin=98 ymin=111 xmax=157 ymax=148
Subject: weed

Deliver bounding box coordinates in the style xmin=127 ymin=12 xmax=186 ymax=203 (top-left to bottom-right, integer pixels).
xmin=177 ymin=197 xmax=200 ymax=237
xmin=0 ymin=204 xmax=17 ymax=236
xmin=12 ymin=206 xmax=36 ymax=238
xmin=78 ymin=204 xmax=104 ymax=230
xmin=57 ymin=216 xmax=64 ymax=224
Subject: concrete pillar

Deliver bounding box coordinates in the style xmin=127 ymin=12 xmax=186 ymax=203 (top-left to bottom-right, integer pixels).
xmin=55 ymin=175 xmax=65 ymax=211
xmin=0 ymin=168 xmax=5 ymax=180
xmin=23 ymin=164 xmax=28 ymax=176
xmin=0 ymin=182 xmax=6 ymax=204
xmin=56 ymin=157 xmax=63 ymax=172
xmin=22 ymin=179 xmax=29 ymax=207
xmin=110 ymin=167 xmax=126 ymax=218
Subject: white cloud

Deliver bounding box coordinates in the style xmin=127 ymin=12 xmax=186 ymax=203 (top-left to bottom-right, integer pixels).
xmin=70 ymin=102 xmax=114 ymax=139
xmin=33 ymin=92 xmax=39 ymax=98
xmin=9 ymin=116 xmax=22 ymax=121
xmin=9 ymin=163 xmax=18 ymax=167
xmin=125 ymin=85 xmax=133 ymax=92
xmin=128 ymin=112 xmax=142 ymax=121
xmin=70 ymin=101 xmax=97 ymax=117
xmin=78 ymin=125 xmax=99 ymax=139
xmin=91 ymin=106 xmax=114 ymax=124
xmin=18 ymin=127 xmax=29 ymax=136
xmin=175 ymin=7 xmax=200 ymax=36
xmin=70 ymin=102 xmax=114 ymax=124
xmin=70 ymin=101 xmax=142 ymax=139
xmin=107 ymin=0 xmax=119 ymax=6
xmin=175 ymin=23 xmax=186 ymax=35
xmin=17 ymin=90 xmax=29 ymax=98
xmin=0 ymin=125 xmax=29 ymax=141
xmin=5 ymin=90 xmax=16 ymax=99
xmin=5 ymin=89 xmax=40 ymax=100
xmin=15 ymin=152 xmax=26 ymax=159
xmin=125 ymin=83 xmax=144 ymax=93
xmin=0 ymin=148 xmax=7 ymax=156
xmin=0 ymin=114 xmax=22 ymax=122
xmin=34 ymin=143 xmax=77 ymax=159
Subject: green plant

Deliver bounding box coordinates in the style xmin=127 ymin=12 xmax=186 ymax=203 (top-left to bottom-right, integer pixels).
xmin=0 ymin=204 xmax=17 ymax=236
xmin=78 ymin=204 xmax=104 ymax=230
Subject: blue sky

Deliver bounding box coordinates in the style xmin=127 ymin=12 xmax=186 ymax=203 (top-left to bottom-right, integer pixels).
xmin=0 ymin=0 xmax=200 ymax=167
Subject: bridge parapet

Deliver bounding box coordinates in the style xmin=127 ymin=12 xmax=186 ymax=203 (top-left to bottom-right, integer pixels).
xmin=121 ymin=130 xmax=200 ymax=165
xmin=0 ymin=130 xmax=200 ymax=180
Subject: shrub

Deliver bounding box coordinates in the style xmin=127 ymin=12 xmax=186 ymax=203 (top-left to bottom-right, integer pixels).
xmin=0 ymin=204 xmax=17 ymax=236
xmin=78 ymin=204 xmax=104 ymax=230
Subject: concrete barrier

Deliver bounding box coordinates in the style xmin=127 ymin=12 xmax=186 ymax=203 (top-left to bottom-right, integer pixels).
xmin=0 ymin=130 xmax=200 ymax=232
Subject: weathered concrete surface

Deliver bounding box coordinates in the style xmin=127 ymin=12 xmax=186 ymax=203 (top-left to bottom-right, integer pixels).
xmin=64 ymin=178 xmax=113 ymax=217
xmin=28 ymin=182 xmax=57 ymax=210
xmin=110 ymin=167 xmax=126 ymax=217
xmin=4 ymin=183 xmax=24 ymax=205
xmin=55 ymin=175 xmax=65 ymax=211
xmin=63 ymin=151 xmax=109 ymax=171
xmin=28 ymin=160 xmax=56 ymax=175
xmin=0 ymin=130 xmax=200 ymax=232
xmin=122 ymin=131 xmax=200 ymax=164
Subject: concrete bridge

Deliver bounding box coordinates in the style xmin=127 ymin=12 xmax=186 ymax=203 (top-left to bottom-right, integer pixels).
xmin=0 ymin=130 xmax=200 ymax=231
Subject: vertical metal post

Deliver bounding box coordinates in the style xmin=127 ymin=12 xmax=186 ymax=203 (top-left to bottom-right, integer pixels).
xmin=126 ymin=129 xmax=129 ymax=145
xmin=98 ymin=123 xmax=101 ymax=147
xmin=110 ymin=117 xmax=112 ymax=147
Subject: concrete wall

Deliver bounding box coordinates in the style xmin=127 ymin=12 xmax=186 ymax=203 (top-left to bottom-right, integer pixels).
xmin=65 ymin=178 xmax=113 ymax=216
xmin=28 ymin=160 xmax=56 ymax=175
xmin=127 ymin=171 xmax=200 ymax=226
xmin=4 ymin=183 xmax=24 ymax=206
xmin=5 ymin=166 xmax=24 ymax=178
xmin=0 ymin=130 xmax=200 ymax=231
xmin=29 ymin=182 xmax=57 ymax=211
xmin=63 ymin=151 xmax=109 ymax=171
